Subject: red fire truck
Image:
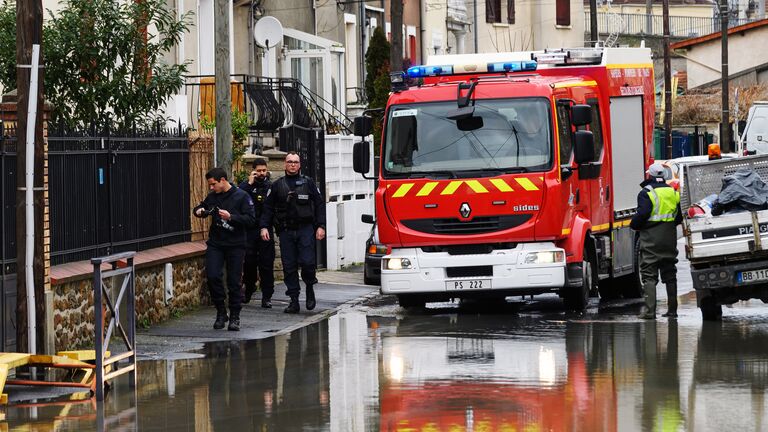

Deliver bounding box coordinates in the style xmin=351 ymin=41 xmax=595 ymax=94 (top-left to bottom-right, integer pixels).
xmin=353 ymin=47 xmax=656 ymax=310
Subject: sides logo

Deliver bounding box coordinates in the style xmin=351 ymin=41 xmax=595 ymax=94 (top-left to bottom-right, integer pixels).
xmin=459 ymin=202 xmax=471 ymax=219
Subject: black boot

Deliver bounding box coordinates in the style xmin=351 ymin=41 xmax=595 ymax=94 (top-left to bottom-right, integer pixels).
xmin=228 ymin=311 xmax=240 ymax=331
xmin=306 ymin=284 xmax=316 ymax=311
xmin=662 ymin=282 xmax=678 ymax=318
xmin=213 ymin=308 xmax=228 ymax=330
xmin=261 ymin=297 xmax=272 ymax=309
xmin=284 ymin=298 xmax=300 ymax=314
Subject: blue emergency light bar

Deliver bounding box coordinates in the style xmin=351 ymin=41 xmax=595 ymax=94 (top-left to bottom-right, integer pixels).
xmin=406 ymin=65 xmax=454 ymax=78
xmin=406 ymin=60 xmax=537 ymax=78
xmin=486 ymin=60 xmax=538 ymax=73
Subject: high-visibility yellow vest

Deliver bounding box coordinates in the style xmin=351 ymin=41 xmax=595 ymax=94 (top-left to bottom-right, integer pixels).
xmin=645 ymin=185 xmax=679 ymax=223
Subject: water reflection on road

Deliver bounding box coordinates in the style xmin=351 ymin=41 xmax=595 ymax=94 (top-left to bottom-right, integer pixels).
xmin=6 ymin=303 xmax=768 ymax=431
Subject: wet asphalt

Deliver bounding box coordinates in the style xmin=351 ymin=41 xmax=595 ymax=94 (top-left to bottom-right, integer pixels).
xmin=5 ymin=238 xmax=768 ymax=431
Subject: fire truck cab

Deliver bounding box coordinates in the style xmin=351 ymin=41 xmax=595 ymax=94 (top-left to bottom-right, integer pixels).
xmin=353 ymin=47 xmax=655 ymax=310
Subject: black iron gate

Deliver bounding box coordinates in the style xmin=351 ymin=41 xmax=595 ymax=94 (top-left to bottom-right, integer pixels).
xmin=48 ymin=126 xmax=192 ymax=265
xmin=0 ymin=129 xmax=17 ymax=352
xmin=278 ymin=125 xmax=327 ymax=268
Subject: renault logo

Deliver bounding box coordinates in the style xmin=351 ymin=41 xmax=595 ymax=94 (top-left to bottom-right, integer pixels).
xmin=459 ymin=202 xmax=471 ymax=219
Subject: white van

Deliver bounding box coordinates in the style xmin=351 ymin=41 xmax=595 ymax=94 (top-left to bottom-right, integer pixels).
xmin=739 ymin=101 xmax=768 ymax=155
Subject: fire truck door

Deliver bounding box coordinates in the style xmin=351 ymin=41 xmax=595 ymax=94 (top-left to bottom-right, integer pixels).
xmin=555 ymin=99 xmax=579 ymax=224
xmin=586 ymin=98 xmax=610 ymax=232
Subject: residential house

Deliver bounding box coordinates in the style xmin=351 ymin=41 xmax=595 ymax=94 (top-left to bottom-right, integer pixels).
xmin=422 ymin=0 xmax=474 ymax=56
xmin=671 ymin=18 xmax=768 ymax=89
xmin=472 ymin=0 xmax=586 ymax=53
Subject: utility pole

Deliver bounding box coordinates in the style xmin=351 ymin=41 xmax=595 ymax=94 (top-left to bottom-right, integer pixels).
xmin=16 ymin=0 xmax=45 ymax=354
xmin=720 ymin=0 xmax=730 ymax=152
xmin=214 ymin=0 xmax=232 ymax=176
xmin=663 ymin=0 xmax=672 ymax=158
xmin=589 ymin=0 xmax=598 ymax=45
xmin=391 ymin=0 xmax=404 ymax=71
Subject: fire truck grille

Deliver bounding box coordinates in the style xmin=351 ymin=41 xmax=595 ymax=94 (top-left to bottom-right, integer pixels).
xmin=402 ymin=214 xmax=532 ymax=235
xmin=446 ymin=266 xmax=494 ymax=278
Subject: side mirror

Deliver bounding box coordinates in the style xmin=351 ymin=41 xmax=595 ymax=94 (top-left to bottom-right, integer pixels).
xmin=571 ymin=104 xmax=592 ymax=127
xmin=354 ymin=116 xmax=372 ymax=137
xmin=361 ymin=214 xmax=374 ymax=224
xmin=574 ymin=130 xmax=595 ymax=164
xmin=456 ymin=116 xmax=484 ymax=131
xmin=447 ymin=106 xmax=475 ymax=120
xmin=353 ymin=141 xmax=371 ymax=174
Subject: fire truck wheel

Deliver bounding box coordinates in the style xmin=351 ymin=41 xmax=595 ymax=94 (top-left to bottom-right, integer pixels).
xmin=564 ymin=250 xmax=592 ymax=311
xmin=597 ymin=279 xmax=621 ymax=300
xmin=398 ymin=295 xmax=426 ymax=309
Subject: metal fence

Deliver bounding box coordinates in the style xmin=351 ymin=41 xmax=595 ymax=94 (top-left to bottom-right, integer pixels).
xmin=0 ymin=128 xmax=17 ymax=351
xmin=585 ymin=12 xmax=758 ymax=38
xmin=278 ymin=124 xmax=327 ymax=267
xmin=48 ymin=124 xmax=191 ymax=265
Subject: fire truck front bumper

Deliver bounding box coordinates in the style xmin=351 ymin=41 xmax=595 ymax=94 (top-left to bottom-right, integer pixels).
xmin=379 ymin=244 xmax=567 ymax=295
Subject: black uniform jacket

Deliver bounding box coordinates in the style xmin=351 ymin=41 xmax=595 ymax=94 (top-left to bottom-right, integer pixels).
xmin=260 ymin=173 xmax=326 ymax=231
xmin=194 ymin=184 xmax=256 ymax=248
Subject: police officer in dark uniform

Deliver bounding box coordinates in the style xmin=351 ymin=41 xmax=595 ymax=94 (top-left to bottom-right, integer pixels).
xmin=260 ymin=152 xmax=326 ymax=314
xmin=239 ymin=158 xmax=275 ymax=308
xmin=194 ymin=167 xmax=256 ymax=331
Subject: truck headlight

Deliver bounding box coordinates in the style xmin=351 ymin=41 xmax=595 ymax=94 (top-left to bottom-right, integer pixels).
xmin=383 ymin=258 xmax=413 ymax=270
xmin=524 ymin=251 xmax=565 ymax=265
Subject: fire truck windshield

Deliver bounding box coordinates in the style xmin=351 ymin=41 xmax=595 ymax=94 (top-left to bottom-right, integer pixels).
xmin=383 ymin=98 xmax=553 ymax=178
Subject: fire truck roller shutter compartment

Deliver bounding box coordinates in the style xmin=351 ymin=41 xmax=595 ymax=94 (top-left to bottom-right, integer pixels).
xmin=609 ymin=96 xmax=645 ymax=214
xmin=609 ymin=96 xmax=645 ymax=274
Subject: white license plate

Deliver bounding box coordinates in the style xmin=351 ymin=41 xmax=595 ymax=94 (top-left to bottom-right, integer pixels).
xmin=738 ymin=269 xmax=768 ymax=284
xmin=446 ymin=279 xmax=492 ymax=290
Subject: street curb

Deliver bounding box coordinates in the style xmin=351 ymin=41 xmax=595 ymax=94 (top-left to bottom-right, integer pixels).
xmin=274 ymin=290 xmax=380 ymax=337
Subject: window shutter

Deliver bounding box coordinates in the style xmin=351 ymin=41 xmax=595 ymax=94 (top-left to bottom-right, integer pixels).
xmin=486 ymin=0 xmax=497 ymax=23
xmin=556 ymin=0 xmax=570 ymax=26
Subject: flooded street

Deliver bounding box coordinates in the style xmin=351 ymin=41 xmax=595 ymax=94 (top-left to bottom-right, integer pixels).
xmin=6 ymin=292 xmax=768 ymax=431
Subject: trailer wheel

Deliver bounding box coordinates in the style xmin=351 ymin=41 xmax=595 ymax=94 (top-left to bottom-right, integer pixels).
xmin=564 ymin=249 xmax=592 ymax=311
xmin=398 ymin=295 xmax=426 ymax=310
xmin=700 ymin=297 xmax=722 ymax=321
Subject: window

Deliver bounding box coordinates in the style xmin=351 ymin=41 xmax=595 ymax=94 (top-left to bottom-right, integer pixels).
xmin=486 ymin=0 xmax=501 ymax=23
xmin=556 ymin=102 xmax=573 ymax=165
xmin=507 ymin=0 xmax=515 ymax=24
xmin=587 ymin=98 xmax=603 ymax=162
xmin=556 ymin=0 xmax=570 ymax=26
xmin=409 ymin=35 xmax=417 ymax=63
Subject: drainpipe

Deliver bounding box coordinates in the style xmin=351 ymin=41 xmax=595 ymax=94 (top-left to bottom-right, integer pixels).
xmin=25 ymin=44 xmax=40 ymax=356
xmin=420 ymin=0 xmax=426 ymax=62
xmin=473 ymin=0 xmax=478 ymax=53
xmin=361 ymin=0 xmax=366 ymax=96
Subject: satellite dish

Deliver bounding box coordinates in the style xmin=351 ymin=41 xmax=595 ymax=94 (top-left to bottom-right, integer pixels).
xmin=254 ymin=16 xmax=283 ymax=49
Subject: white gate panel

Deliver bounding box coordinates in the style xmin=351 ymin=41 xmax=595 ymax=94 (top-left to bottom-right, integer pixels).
xmin=324 ymin=134 xmax=375 ymax=270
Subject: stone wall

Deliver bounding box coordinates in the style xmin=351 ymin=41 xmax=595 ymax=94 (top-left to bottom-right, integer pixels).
xmin=53 ymin=254 xmax=207 ymax=351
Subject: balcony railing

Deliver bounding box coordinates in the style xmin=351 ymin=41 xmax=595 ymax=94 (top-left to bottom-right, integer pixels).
xmin=184 ymin=75 xmax=352 ymax=136
xmin=585 ymin=12 xmax=759 ymax=38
